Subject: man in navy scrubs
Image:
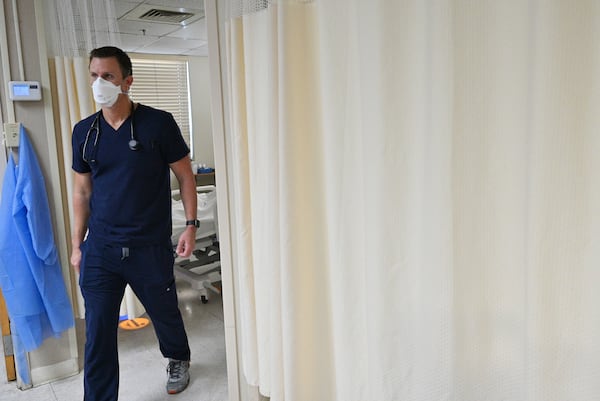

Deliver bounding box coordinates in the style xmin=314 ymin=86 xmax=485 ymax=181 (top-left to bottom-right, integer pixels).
xmin=71 ymin=46 xmax=198 ymax=400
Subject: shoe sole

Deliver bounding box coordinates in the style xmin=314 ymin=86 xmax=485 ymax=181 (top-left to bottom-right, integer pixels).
xmin=167 ymin=376 xmax=190 ymax=394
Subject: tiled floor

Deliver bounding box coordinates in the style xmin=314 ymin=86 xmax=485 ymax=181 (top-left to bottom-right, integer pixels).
xmin=0 ymin=279 xmax=228 ymax=401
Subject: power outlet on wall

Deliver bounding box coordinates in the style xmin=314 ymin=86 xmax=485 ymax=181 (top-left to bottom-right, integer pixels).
xmin=3 ymin=122 xmax=20 ymax=147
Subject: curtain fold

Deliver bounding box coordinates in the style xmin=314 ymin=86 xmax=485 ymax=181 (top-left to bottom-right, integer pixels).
xmin=51 ymin=56 xmax=95 ymax=211
xmin=48 ymin=56 xmax=95 ymax=317
xmin=225 ymin=1 xmax=600 ymax=401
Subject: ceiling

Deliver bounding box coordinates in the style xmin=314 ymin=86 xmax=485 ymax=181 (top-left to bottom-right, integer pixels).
xmin=115 ymin=0 xmax=208 ymax=57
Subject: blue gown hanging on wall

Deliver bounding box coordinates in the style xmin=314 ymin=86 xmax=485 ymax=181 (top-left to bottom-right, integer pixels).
xmin=0 ymin=128 xmax=74 ymax=352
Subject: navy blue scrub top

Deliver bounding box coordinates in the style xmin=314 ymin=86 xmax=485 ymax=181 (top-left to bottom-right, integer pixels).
xmin=72 ymin=103 xmax=189 ymax=247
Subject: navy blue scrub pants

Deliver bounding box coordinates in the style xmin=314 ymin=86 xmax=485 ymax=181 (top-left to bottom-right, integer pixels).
xmin=79 ymin=238 xmax=190 ymax=401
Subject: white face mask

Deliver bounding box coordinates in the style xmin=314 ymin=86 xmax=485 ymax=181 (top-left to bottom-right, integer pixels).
xmin=92 ymin=77 xmax=122 ymax=107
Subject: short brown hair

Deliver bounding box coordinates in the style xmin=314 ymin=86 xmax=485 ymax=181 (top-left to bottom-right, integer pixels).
xmin=89 ymin=46 xmax=133 ymax=78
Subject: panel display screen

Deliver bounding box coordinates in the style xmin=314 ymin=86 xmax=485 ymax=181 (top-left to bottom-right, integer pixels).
xmin=13 ymin=84 xmax=30 ymax=96
xmin=8 ymin=81 xmax=41 ymax=101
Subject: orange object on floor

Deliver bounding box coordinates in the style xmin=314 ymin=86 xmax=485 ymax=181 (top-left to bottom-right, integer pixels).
xmin=118 ymin=317 xmax=150 ymax=330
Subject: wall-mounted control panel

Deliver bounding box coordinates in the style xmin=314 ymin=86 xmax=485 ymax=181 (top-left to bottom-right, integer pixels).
xmin=8 ymin=81 xmax=42 ymax=101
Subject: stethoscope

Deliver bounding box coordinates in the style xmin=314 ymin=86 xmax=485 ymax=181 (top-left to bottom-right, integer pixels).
xmin=82 ymin=102 xmax=140 ymax=163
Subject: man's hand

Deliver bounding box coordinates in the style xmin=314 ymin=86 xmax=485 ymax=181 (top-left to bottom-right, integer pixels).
xmin=71 ymin=246 xmax=82 ymax=274
xmin=176 ymin=227 xmax=196 ymax=258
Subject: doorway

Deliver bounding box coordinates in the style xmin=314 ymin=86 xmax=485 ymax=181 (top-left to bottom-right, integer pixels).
xmin=0 ymin=0 xmax=237 ymax=399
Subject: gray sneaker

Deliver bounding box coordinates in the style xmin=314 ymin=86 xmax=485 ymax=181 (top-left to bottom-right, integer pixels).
xmin=166 ymin=359 xmax=190 ymax=394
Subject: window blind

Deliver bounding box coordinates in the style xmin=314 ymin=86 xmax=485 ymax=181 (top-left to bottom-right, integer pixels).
xmin=129 ymin=58 xmax=192 ymax=151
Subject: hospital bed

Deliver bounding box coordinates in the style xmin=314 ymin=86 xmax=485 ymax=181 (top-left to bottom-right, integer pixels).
xmin=171 ymin=185 xmax=221 ymax=304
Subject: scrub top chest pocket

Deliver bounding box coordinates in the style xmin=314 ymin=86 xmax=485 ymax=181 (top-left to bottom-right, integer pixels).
xmin=124 ymin=134 xmax=165 ymax=180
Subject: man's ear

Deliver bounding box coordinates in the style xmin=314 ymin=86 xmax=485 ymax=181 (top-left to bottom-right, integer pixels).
xmin=125 ymin=75 xmax=134 ymax=90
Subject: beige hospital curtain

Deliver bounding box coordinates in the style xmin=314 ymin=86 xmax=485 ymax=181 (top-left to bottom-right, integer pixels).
xmin=223 ymin=1 xmax=600 ymax=401
xmin=43 ymin=0 xmax=121 ymax=316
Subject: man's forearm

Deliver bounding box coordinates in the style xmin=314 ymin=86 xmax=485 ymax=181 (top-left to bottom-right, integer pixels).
xmin=71 ymin=196 xmax=90 ymax=247
xmin=179 ymin=176 xmax=198 ymax=221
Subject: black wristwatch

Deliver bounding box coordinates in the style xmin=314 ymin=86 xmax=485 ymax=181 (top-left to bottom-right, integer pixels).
xmin=185 ymin=219 xmax=200 ymax=228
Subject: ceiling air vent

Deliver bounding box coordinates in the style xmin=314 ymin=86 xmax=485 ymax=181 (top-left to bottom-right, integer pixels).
xmin=121 ymin=4 xmax=204 ymax=26
xmin=139 ymin=9 xmax=194 ymax=24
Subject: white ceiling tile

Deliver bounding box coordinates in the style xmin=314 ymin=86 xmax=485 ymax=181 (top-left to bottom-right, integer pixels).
xmin=119 ymin=33 xmax=161 ymax=53
xmin=182 ymin=46 xmax=209 ymax=57
xmin=148 ymin=36 xmax=206 ymax=49
xmin=133 ymin=44 xmax=190 ymax=55
xmin=166 ymin=19 xmax=207 ymax=41
xmin=114 ymin=1 xmax=143 ymax=18
xmin=125 ymin=36 xmax=205 ymax=56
